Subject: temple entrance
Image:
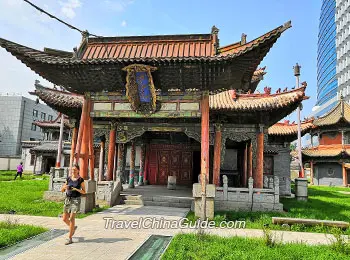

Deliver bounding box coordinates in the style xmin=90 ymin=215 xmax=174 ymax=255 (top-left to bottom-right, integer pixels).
xmin=148 ymin=144 xmax=195 ymax=186
xmin=144 ymin=131 xmax=200 ymax=186
xmin=43 ymin=156 xmax=55 ymax=173
xmin=221 ymin=140 xmax=248 ymax=187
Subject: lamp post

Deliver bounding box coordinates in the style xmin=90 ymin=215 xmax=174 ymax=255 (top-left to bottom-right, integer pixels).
xmin=294 ymin=63 xmax=304 ymax=178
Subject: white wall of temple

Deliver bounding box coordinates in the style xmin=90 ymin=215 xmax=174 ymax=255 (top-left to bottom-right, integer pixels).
xmin=22 ymin=147 xmax=34 ymax=173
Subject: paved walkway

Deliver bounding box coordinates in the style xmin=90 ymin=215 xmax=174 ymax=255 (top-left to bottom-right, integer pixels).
xmin=0 ymin=205 xmax=346 ymax=260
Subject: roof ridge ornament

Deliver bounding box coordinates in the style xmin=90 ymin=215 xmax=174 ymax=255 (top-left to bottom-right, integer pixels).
xmin=211 ymin=25 xmax=219 ymax=55
xmin=264 ymin=86 xmax=271 ymax=95
xmin=241 ymin=33 xmax=247 ymax=45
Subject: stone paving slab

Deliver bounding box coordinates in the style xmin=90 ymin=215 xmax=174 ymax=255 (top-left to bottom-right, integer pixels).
xmin=1 ymin=205 xmax=348 ymax=260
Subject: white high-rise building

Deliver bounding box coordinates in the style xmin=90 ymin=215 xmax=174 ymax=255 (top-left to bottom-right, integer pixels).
xmin=336 ymin=0 xmax=350 ymax=100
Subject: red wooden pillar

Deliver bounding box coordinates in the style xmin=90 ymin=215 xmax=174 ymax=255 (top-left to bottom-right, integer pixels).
xmin=88 ymin=101 xmax=95 ymax=181
xmin=144 ymin=144 xmax=149 ymax=185
xmin=201 ymin=92 xmax=210 ymax=184
xmin=254 ymin=129 xmax=264 ymax=188
xmin=200 ymin=91 xmax=209 ymax=219
xmin=342 ymin=162 xmax=348 ymax=187
xmin=247 ymin=142 xmax=253 ymax=179
xmin=113 ymin=143 xmax=118 ymax=181
xmin=98 ymin=137 xmax=105 ymax=181
xmin=107 ymin=125 xmax=116 ymax=181
xmin=129 ymin=141 xmax=136 ymax=188
xmin=75 ymin=98 xmax=88 ymax=164
xmin=79 ymin=101 xmax=91 ymax=180
xmin=213 ymin=124 xmax=222 ymax=186
xmin=69 ymin=124 xmax=78 ymax=173
xmin=310 ymin=161 xmax=314 ymax=185
xmin=242 ymin=143 xmax=248 ymax=187
xmin=138 ymin=144 xmax=145 ymax=186
xmin=116 ymin=143 xmax=124 ymax=180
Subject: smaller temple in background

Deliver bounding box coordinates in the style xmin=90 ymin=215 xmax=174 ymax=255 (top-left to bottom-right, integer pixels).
xmin=21 ymin=115 xmax=72 ymax=174
xmin=302 ymin=98 xmax=350 ymax=187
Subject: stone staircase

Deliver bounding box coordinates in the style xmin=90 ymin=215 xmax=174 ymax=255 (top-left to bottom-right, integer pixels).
xmin=120 ymin=193 xmax=193 ymax=208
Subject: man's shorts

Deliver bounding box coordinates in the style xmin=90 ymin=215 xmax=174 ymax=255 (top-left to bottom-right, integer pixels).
xmin=63 ymin=197 xmax=81 ymax=214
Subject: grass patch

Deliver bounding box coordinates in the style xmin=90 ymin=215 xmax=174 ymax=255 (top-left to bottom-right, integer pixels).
xmin=186 ymin=186 xmax=350 ymax=235
xmin=0 ymin=219 xmax=47 ymax=248
xmin=0 ymin=171 xmax=108 ymax=218
xmin=162 ymin=233 xmax=350 ymax=260
xmin=0 ymin=171 xmax=48 ymax=182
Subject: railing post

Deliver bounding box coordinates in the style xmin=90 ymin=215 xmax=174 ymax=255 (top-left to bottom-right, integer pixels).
xmin=223 ymin=175 xmax=228 ymax=200
xmin=274 ymin=176 xmax=280 ymax=203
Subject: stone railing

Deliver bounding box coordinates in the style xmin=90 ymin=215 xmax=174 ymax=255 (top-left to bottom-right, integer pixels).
xmin=215 ymin=176 xmax=283 ymax=212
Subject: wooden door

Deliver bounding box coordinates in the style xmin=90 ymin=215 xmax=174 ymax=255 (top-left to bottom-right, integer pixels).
xmin=178 ymin=151 xmax=192 ymax=185
xmin=148 ymin=144 xmax=193 ymax=185
xmin=158 ymin=150 xmax=170 ymax=185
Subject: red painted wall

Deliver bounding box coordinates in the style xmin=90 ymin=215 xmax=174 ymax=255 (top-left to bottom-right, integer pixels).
xmin=319 ymin=132 xmax=342 ymax=145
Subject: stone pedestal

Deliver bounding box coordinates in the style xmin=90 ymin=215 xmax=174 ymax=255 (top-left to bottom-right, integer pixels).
xmin=44 ymin=167 xmax=67 ymax=202
xmin=80 ymin=180 xmax=96 ymax=213
xmin=193 ymin=183 xmax=215 ymax=219
xmin=295 ymin=178 xmax=308 ymax=201
xmin=167 ymin=176 xmax=176 ymax=190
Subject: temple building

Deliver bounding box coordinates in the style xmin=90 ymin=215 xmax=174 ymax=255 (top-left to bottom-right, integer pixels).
xmin=302 ymin=98 xmax=350 ymax=187
xmin=21 ymin=114 xmax=73 ymax=174
xmin=1 ymin=21 xmax=309 ymax=210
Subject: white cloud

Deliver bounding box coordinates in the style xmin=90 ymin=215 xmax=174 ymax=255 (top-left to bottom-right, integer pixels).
xmin=59 ymin=0 xmax=82 ymax=19
xmin=104 ymin=0 xmax=134 ymax=12
xmin=121 ymin=20 xmax=127 ymax=27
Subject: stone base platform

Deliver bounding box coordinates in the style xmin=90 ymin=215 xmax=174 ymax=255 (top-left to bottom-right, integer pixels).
xmin=120 ymin=184 xmax=193 ymax=208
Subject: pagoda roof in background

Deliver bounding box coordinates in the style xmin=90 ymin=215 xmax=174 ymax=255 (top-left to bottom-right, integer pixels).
xmin=302 ymin=144 xmax=350 ymax=159
xmin=33 ymin=113 xmax=73 ymax=130
xmin=268 ymin=119 xmax=314 ymax=136
xmin=313 ymin=98 xmax=350 ymax=128
xmin=0 ymin=22 xmax=291 ymax=93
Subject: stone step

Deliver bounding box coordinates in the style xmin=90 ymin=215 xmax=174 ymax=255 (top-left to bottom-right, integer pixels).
xmin=123 ymin=199 xmax=144 ymax=205
xmin=142 ymin=196 xmax=193 ymax=204
xmin=144 ymin=201 xmax=191 ymax=208
xmin=120 ymin=194 xmax=143 ymax=201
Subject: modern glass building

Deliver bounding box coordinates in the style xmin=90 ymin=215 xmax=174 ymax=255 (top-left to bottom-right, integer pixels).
xmin=336 ymin=0 xmax=350 ymax=101
xmin=316 ymin=0 xmax=338 ymax=109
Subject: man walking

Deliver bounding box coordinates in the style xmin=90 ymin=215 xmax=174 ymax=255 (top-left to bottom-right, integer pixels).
xmin=14 ymin=162 xmax=24 ymax=180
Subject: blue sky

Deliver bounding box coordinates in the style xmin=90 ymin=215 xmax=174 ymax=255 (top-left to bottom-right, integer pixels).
xmin=0 ymin=0 xmax=321 ymax=121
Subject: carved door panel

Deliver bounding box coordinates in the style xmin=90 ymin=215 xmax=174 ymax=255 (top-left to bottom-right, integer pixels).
xmin=169 ymin=150 xmax=181 ymax=179
xmin=179 ymin=151 xmax=192 ymax=185
xmin=158 ymin=150 xmax=170 ymax=185
xmin=148 ymin=148 xmax=158 ymax=185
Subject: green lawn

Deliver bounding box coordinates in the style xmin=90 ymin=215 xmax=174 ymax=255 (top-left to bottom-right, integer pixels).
xmin=0 ymin=171 xmax=107 ymax=218
xmin=0 ymin=171 xmax=48 ymax=181
xmin=0 ymin=220 xmax=47 ymax=248
xmin=187 ymin=186 xmax=350 ymax=235
xmin=162 ymin=234 xmax=350 ymax=260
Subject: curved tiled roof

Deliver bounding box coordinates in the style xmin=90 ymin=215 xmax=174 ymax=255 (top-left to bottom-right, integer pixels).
xmin=302 ymin=144 xmax=350 ymax=158
xmin=268 ymin=120 xmax=314 ymax=136
xmin=209 ymin=85 xmax=307 ymax=111
xmin=33 ymin=114 xmax=73 ymax=129
xmin=0 ymin=22 xmax=291 ymax=93
xmin=30 ymin=82 xmax=83 ymax=118
xmin=313 ymin=99 xmax=350 ymax=127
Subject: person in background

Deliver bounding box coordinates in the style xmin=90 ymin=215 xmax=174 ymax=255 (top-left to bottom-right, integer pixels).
xmin=61 ymin=164 xmax=86 ymax=245
xmin=14 ymin=162 xmax=24 ymax=180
